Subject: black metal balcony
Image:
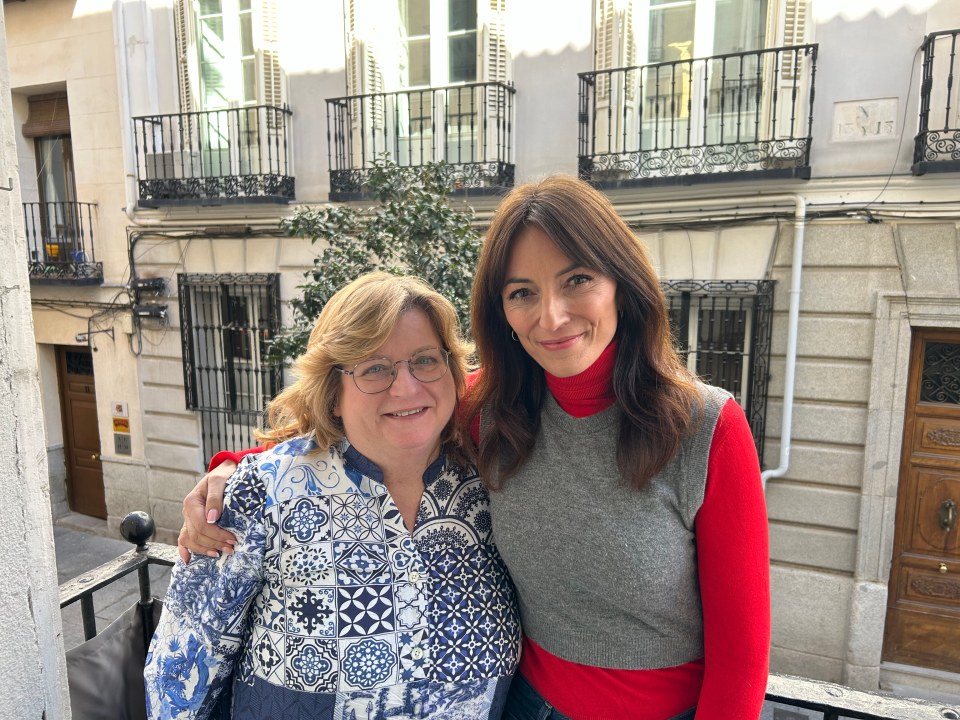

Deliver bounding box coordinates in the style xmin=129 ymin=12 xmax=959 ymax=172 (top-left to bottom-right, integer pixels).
xmin=133 ymin=105 xmax=294 ymax=206
xmin=579 ymin=45 xmax=818 ymax=187
xmin=24 ymin=201 xmax=102 ymax=284
xmin=913 ymin=29 xmax=960 ymax=174
xmin=326 ymin=82 xmax=515 ymax=199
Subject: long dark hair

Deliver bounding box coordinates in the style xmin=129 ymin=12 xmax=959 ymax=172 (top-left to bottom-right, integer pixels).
xmin=466 ymin=175 xmax=702 ymax=489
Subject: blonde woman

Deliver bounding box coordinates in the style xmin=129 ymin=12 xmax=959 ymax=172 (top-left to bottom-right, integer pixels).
xmin=146 ymin=272 xmax=520 ymax=719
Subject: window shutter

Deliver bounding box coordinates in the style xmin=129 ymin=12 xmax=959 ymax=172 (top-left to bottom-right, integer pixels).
xmin=346 ymin=0 xmax=384 ymax=97
xmin=595 ymin=0 xmax=615 ymax=98
xmin=481 ymin=0 xmax=509 ymax=84
xmin=781 ymin=0 xmax=808 ymax=79
xmin=174 ymin=0 xmax=198 ymax=113
xmin=254 ymin=0 xmax=284 ymax=107
xmin=23 ymin=93 xmax=71 ymax=137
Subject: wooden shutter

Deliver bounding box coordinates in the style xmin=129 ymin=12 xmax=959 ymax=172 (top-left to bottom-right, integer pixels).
xmin=173 ymin=0 xmax=198 ymax=113
xmin=481 ymin=0 xmax=509 ymax=84
xmin=255 ymin=0 xmax=284 ymax=107
xmin=780 ymin=0 xmax=808 ymax=79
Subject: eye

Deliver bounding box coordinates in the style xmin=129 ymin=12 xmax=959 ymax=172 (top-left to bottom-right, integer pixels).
xmin=357 ymin=362 xmax=390 ymax=377
xmin=411 ymin=353 xmax=439 ymax=368
xmin=569 ymin=273 xmax=592 ymax=287
xmin=505 ymin=287 xmax=531 ymax=301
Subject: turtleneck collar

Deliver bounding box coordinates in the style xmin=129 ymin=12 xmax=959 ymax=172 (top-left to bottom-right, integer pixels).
xmin=544 ymin=340 xmax=617 ymax=418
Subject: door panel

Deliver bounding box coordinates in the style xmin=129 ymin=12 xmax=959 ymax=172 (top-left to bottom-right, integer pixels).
xmin=884 ymin=328 xmax=960 ymax=673
xmin=57 ymin=347 xmax=106 ymax=519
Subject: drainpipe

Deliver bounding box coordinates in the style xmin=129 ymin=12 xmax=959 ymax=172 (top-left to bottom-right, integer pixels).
xmin=616 ymin=192 xmax=807 ymax=491
xmin=760 ymin=197 xmax=806 ymax=488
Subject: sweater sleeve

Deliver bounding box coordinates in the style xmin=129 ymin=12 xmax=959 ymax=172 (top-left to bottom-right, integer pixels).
xmin=145 ymin=458 xmax=268 ymax=719
xmin=207 ymin=447 xmax=263 ymax=473
xmin=694 ymin=398 xmax=770 ymax=718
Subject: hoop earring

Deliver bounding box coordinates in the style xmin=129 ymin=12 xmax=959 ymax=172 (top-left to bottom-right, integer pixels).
xmin=511 ymin=330 xmax=519 ymax=342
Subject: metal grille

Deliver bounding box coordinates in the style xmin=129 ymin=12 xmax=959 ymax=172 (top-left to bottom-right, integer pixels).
xmin=178 ymin=273 xmax=282 ymax=459
xmin=921 ymin=341 xmax=960 ymax=405
xmin=663 ymin=280 xmax=774 ymax=463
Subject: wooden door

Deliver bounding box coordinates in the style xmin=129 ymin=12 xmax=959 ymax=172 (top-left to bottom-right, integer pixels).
xmin=883 ymin=328 xmax=960 ymax=672
xmin=57 ymin=347 xmax=106 ymax=518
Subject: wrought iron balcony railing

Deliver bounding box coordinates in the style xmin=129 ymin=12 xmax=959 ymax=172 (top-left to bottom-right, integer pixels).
xmin=326 ymin=82 xmax=515 ymax=198
xmin=579 ymin=44 xmax=818 ymax=186
xmin=24 ymin=201 xmax=102 ymax=284
xmin=914 ymin=29 xmax=960 ymax=174
xmin=60 ymin=513 xmax=959 ymax=720
xmin=133 ymin=105 xmax=294 ymax=206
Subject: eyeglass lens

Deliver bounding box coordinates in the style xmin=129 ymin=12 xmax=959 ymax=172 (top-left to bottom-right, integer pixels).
xmin=351 ymin=349 xmax=448 ymax=393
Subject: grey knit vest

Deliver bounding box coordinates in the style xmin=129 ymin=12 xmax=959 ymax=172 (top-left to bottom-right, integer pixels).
xmin=487 ymin=383 xmax=730 ymax=669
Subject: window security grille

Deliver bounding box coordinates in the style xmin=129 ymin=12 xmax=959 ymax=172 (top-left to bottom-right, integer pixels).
xmin=179 ymin=273 xmax=282 ymax=460
xmin=663 ymin=279 xmax=774 ymax=464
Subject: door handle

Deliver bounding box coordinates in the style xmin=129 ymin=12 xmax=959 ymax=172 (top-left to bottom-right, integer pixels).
xmin=939 ymin=498 xmax=957 ymax=532
xmin=91 ymin=453 xmax=100 ymax=461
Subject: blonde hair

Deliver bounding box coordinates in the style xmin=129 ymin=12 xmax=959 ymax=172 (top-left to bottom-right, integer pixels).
xmin=259 ymin=272 xmax=472 ymax=464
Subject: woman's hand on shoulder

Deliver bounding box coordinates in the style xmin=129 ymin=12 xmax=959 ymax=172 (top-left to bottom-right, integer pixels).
xmin=177 ymin=460 xmax=238 ymax=563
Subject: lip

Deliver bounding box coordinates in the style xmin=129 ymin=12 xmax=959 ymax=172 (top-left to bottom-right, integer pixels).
xmin=538 ymin=334 xmax=582 ymax=351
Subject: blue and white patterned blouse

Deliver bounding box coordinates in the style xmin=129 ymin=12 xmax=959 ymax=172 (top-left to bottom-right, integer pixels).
xmin=144 ymin=436 xmax=521 ymax=719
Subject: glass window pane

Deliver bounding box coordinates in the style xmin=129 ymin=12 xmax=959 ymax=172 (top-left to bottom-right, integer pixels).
xmin=449 ymin=33 xmax=477 ymax=83
xmin=449 ymin=0 xmax=477 ymax=32
xmin=407 ymin=38 xmax=431 ymax=86
xmin=242 ymin=59 xmax=256 ymax=103
xmin=238 ymin=0 xmax=251 ymax=10
xmin=648 ymin=3 xmax=694 ymax=63
xmin=240 ymin=13 xmax=254 ymax=56
xmin=198 ymin=0 xmax=222 ymax=16
xmin=403 ymin=0 xmax=430 ymax=36
xmin=199 ymin=16 xmax=226 ymax=46
xmin=714 ymin=0 xmax=766 ymax=53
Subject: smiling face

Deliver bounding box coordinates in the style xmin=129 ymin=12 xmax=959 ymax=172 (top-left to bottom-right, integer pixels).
xmin=502 ymin=225 xmax=619 ymax=378
xmin=334 ymin=309 xmax=456 ymax=472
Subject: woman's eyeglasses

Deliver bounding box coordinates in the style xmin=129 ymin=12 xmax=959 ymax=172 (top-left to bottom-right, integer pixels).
xmin=336 ymin=348 xmax=451 ymax=394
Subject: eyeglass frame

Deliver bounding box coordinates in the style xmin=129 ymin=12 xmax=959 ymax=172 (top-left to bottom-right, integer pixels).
xmin=334 ymin=347 xmax=452 ymax=394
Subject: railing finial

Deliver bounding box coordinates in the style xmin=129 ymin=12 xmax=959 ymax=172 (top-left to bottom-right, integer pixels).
xmin=120 ymin=510 xmax=155 ymax=550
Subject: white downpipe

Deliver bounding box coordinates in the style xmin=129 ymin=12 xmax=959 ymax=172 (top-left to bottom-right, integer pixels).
xmin=616 ymin=193 xmax=807 ymax=490
xmin=760 ymin=197 xmax=806 ymax=487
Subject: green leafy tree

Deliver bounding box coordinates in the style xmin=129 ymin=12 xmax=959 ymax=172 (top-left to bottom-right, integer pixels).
xmin=269 ymin=158 xmax=481 ymax=363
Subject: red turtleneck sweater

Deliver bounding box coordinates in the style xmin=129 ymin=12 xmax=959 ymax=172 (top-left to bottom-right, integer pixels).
xmin=210 ymin=342 xmax=770 ymax=719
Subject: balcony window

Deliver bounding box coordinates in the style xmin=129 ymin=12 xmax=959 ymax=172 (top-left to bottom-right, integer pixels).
xmin=179 ymin=273 xmax=282 ymax=459
xmin=663 ymin=279 xmax=774 ymax=461
xmin=133 ymin=0 xmax=292 ymax=206
xmin=21 ymin=93 xmax=103 ymax=283
xmin=581 ymin=0 xmax=816 ymax=185
xmin=329 ymin=0 xmax=512 ymax=198
xmin=913 ymin=29 xmax=960 ymax=175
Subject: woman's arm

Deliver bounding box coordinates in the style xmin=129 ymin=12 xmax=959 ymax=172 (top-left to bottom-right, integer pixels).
xmin=145 ymin=458 xmax=268 ymax=719
xmin=178 ymin=447 xmax=263 ymax=563
xmin=695 ymin=399 xmax=771 ymax=718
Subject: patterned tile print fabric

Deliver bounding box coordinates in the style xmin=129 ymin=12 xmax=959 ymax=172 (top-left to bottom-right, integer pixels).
xmin=145 ymin=437 xmax=521 ymax=719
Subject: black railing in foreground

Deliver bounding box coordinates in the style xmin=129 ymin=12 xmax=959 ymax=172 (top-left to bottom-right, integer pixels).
xmin=914 ymin=29 xmax=960 ymax=174
xmin=24 ymin=201 xmax=102 ymax=284
xmin=59 ymin=512 xmax=175 ymax=649
xmin=326 ymin=81 xmax=515 ymax=197
xmin=58 ymin=512 xmax=960 ymax=718
xmin=133 ymin=104 xmax=294 ymax=205
xmin=579 ymin=44 xmax=818 ymax=184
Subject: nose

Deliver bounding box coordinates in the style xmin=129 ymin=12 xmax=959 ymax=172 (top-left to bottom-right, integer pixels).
xmin=388 ymin=360 xmax=419 ymax=394
xmin=539 ymin=291 xmax=568 ymax=331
